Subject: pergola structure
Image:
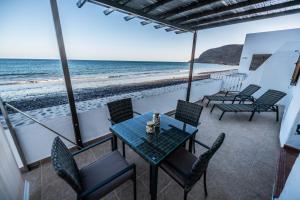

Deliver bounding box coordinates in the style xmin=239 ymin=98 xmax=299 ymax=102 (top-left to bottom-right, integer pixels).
xmin=49 ymin=0 xmax=300 ymax=148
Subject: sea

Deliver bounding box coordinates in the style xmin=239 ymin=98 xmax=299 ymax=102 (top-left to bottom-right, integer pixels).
xmin=0 ymin=59 xmax=237 ymax=101
xmin=0 ymin=59 xmax=239 ymax=127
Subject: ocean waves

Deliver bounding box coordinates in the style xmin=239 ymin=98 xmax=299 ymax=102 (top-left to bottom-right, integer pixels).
xmin=0 ymin=59 xmax=238 ymax=101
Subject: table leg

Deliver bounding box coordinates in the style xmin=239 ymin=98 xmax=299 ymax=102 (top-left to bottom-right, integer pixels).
xmin=112 ymin=135 xmax=118 ymax=151
xmin=149 ymin=164 xmax=158 ymax=200
xmin=188 ymin=137 xmax=193 ymax=153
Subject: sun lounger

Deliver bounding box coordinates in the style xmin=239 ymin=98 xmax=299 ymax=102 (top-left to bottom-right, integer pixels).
xmin=211 ymin=89 xmax=286 ymax=121
xmin=202 ymin=84 xmax=261 ymax=106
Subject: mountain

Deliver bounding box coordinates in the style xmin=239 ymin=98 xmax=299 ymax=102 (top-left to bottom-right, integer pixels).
xmin=194 ymin=44 xmax=243 ymax=65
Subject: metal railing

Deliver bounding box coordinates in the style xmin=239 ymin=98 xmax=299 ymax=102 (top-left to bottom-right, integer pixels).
xmin=210 ymin=70 xmax=247 ymax=92
xmin=0 ymin=97 xmax=82 ymax=170
xmin=4 ymin=103 xmax=80 ymax=148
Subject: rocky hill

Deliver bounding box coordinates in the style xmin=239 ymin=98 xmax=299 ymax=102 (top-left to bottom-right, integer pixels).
xmin=195 ymin=44 xmax=243 ymax=65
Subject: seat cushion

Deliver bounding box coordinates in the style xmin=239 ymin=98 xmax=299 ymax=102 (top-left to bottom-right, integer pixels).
xmin=80 ymin=151 xmax=133 ymax=200
xmin=160 ymin=147 xmax=197 ymax=186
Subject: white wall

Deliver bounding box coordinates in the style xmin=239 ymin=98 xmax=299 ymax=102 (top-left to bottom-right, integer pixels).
xmin=239 ymin=28 xmax=300 ymax=74
xmin=239 ymin=28 xmax=300 ymax=146
xmin=0 ymin=124 xmax=25 ymax=200
xmin=279 ymin=77 xmax=300 ymax=145
xmin=13 ymin=79 xmax=222 ymax=165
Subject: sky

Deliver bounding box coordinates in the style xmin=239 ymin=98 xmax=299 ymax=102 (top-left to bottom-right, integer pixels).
xmin=0 ymin=0 xmax=300 ymax=62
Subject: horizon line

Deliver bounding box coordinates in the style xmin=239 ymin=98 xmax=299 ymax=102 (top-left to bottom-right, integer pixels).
xmin=0 ymin=57 xmax=192 ymax=63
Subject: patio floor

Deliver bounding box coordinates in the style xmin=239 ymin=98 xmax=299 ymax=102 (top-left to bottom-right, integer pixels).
xmin=23 ymin=101 xmax=282 ymax=200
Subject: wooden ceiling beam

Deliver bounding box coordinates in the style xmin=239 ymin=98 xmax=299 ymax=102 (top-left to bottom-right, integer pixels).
xmin=87 ymin=0 xmax=192 ymax=31
xmin=143 ymin=0 xmax=174 ymax=13
xmin=171 ymin=0 xmax=269 ymax=24
xmin=186 ymin=1 xmax=300 ymax=28
xmin=193 ymin=8 xmax=300 ymax=30
xmin=103 ymin=0 xmax=131 ymax=15
xmin=157 ymin=0 xmax=220 ymax=19
xmin=140 ymin=0 xmax=174 ymax=25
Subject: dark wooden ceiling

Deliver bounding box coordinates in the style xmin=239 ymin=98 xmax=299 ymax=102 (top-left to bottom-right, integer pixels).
xmin=77 ymin=0 xmax=300 ymax=33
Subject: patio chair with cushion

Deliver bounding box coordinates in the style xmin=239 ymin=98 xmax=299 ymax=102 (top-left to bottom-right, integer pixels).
xmin=211 ymin=89 xmax=286 ymax=121
xmin=107 ymin=98 xmax=141 ymax=158
xmin=160 ymin=133 xmax=225 ymax=200
xmin=202 ymin=84 xmax=261 ymax=106
xmin=51 ymin=137 xmax=136 ymax=200
xmin=175 ymin=100 xmax=203 ymax=153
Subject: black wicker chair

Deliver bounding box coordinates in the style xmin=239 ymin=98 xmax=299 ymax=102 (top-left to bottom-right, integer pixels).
xmin=51 ymin=137 xmax=136 ymax=200
xmin=160 ymin=133 xmax=225 ymax=200
xmin=175 ymin=100 xmax=203 ymax=152
xmin=107 ymin=98 xmax=140 ymax=158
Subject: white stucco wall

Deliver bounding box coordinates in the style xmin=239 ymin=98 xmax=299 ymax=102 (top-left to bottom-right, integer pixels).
xmin=0 ymin=124 xmax=25 ymax=200
xmin=13 ymin=79 xmax=222 ymax=165
xmin=239 ymin=28 xmax=300 ymax=74
xmin=239 ymin=28 xmax=300 ymax=146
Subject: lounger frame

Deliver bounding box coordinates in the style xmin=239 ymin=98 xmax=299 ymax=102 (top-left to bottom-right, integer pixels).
xmin=210 ymin=89 xmax=286 ymax=121
xmin=202 ymin=84 xmax=260 ymax=107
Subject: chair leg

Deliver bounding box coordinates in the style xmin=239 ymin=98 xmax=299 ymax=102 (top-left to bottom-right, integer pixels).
xmin=132 ymin=166 xmax=137 ymax=200
xmin=249 ymin=111 xmax=255 ymax=121
xmin=219 ymin=111 xmax=225 ymax=120
xmin=122 ymin=142 xmax=126 ymax=158
xmin=183 ymin=190 xmax=188 ymax=200
xmin=210 ymin=104 xmax=216 ymax=113
xmin=112 ymin=135 xmax=118 ymax=150
xmin=276 ymin=106 xmax=279 ymax=122
xmin=193 ymin=135 xmax=196 ymax=154
xmin=204 ymin=170 xmax=208 ymax=196
xmin=206 ymin=100 xmax=210 ymax=107
xmin=110 ymin=137 xmax=114 ymax=151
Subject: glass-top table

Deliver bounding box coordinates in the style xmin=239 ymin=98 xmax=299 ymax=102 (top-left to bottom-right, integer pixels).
xmin=110 ymin=112 xmax=198 ymax=200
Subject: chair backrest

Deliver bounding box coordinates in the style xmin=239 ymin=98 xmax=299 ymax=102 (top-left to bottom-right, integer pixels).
xmin=107 ymin=98 xmax=134 ymax=124
xmin=190 ymin=133 xmax=225 ymax=183
xmin=175 ymin=100 xmax=203 ymax=127
xmin=51 ymin=137 xmax=82 ymax=193
xmin=239 ymin=84 xmax=261 ymax=96
xmin=254 ymin=89 xmax=286 ymax=106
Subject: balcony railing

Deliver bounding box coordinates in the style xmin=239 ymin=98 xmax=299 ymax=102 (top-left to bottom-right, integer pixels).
xmin=210 ymin=70 xmax=247 ymax=93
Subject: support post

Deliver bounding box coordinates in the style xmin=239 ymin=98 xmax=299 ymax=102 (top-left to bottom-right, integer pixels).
xmin=0 ymin=98 xmax=28 ymax=171
xmin=186 ymin=31 xmax=197 ymax=102
xmin=50 ymin=0 xmax=83 ymax=147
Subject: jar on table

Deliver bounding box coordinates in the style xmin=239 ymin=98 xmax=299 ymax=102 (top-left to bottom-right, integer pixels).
xmin=152 ymin=112 xmax=160 ymax=128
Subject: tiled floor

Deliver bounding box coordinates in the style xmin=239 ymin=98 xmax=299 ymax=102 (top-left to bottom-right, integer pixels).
xmin=23 ymin=102 xmax=282 ymax=200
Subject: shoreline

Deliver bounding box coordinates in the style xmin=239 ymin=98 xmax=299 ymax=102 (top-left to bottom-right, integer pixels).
xmin=6 ymin=74 xmax=210 ymax=112
xmin=4 ymin=69 xmax=235 ymax=113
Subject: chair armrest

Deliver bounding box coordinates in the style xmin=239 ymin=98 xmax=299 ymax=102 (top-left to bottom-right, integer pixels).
xmin=72 ymin=136 xmax=113 ymax=156
xmin=193 ymin=139 xmax=210 ymax=149
xmin=133 ymin=111 xmax=141 ymax=115
xmin=79 ymin=164 xmax=136 ymax=198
